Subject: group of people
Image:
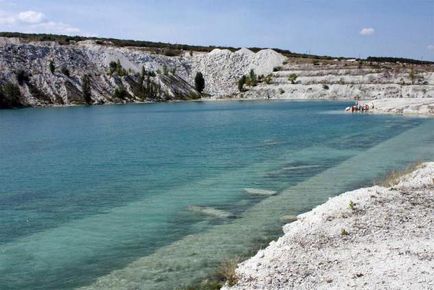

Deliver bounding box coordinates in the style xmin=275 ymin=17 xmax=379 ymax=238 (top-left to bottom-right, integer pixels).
xmin=349 ymin=103 xmax=371 ymax=112
xmin=345 ymin=98 xmax=374 ymax=113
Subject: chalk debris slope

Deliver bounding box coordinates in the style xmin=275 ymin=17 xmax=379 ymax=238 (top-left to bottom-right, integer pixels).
xmin=224 ymin=162 xmax=434 ymax=290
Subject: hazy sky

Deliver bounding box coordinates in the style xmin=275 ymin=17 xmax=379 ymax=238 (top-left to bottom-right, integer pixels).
xmin=0 ymin=0 xmax=433 ymax=60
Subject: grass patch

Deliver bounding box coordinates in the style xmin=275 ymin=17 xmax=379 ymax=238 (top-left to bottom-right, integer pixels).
xmin=178 ymin=233 xmax=278 ymax=289
xmin=216 ymin=258 xmax=239 ymax=286
xmin=341 ymin=228 xmax=349 ymax=236
xmin=177 ymin=258 xmax=240 ymax=290
xmin=375 ymin=161 xmax=424 ymax=187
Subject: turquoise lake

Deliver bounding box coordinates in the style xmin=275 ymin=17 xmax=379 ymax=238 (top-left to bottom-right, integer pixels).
xmin=0 ymin=100 xmax=433 ymax=289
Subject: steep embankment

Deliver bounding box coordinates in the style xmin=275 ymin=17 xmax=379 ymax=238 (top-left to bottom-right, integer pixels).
xmin=0 ymin=37 xmax=285 ymax=108
xmin=241 ymin=60 xmax=434 ymax=100
xmin=237 ymin=59 xmax=434 ymax=115
xmin=1 ymin=36 xmax=433 ymax=111
xmin=224 ymin=162 xmax=434 ymax=290
xmin=192 ymin=47 xmax=286 ymax=96
xmin=360 ymin=98 xmax=434 ymax=115
xmin=0 ymin=38 xmax=200 ymax=108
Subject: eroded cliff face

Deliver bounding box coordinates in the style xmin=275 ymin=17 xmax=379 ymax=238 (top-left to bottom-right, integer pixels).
xmin=1 ymin=37 xmax=433 ymax=109
xmin=0 ymin=38 xmax=202 ymax=108
xmin=0 ymin=37 xmax=285 ymax=108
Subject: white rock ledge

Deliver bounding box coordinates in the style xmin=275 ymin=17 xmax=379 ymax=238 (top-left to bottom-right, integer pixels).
xmin=224 ymin=162 xmax=434 ymax=290
xmin=360 ymin=98 xmax=434 ymax=116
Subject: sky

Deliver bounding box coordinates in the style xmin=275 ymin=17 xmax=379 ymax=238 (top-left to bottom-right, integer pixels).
xmin=0 ymin=0 xmax=433 ymax=60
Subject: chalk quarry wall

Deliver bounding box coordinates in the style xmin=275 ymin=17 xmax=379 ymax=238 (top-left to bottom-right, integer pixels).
xmin=0 ymin=37 xmax=284 ymax=108
xmin=1 ymin=37 xmax=433 ymax=108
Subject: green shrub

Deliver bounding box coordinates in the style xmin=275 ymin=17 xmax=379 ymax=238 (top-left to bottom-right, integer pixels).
xmin=109 ymin=61 xmax=117 ymax=74
xmin=238 ymin=70 xmax=259 ymax=89
xmin=3 ymin=82 xmax=21 ymax=98
xmin=409 ymin=68 xmax=416 ymax=84
xmin=194 ymin=72 xmax=205 ymax=93
xmin=248 ymin=69 xmax=257 ymax=85
xmin=264 ymin=74 xmax=273 ymax=84
xmin=133 ymin=72 xmax=163 ymax=100
xmin=288 ymin=73 xmax=298 ymax=84
xmin=349 ymin=200 xmax=355 ymax=210
xmin=16 ymin=70 xmax=30 ymax=86
xmin=238 ymin=75 xmax=246 ymax=92
xmin=141 ymin=67 xmax=156 ymax=78
xmin=0 ymin=82 xmax=22 ymax=108
xmin=109 ymin=60 xmax=127 ymax=76
xmin=61 ymin=67 xmax=70 ymax=77
xmin=113 ymin=85 xmax=129 ymax=99
xmin=242 ymin=69 xmax=257 ymax=87
xmin=81 ymin=74 xmax=92 ymax=104
xmin=49 ymin=60 xmax=55 ymax=74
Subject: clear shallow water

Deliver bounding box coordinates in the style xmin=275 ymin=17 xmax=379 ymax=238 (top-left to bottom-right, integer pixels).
xmin=0 ymin=101 xmax=433 ymax=289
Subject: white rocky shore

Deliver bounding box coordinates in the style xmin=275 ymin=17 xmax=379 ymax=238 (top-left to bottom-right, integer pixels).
xmin=224 ymin=162 xmax=434 ymax=290
xmin=360 ymin=98 xmax=434 ymax=116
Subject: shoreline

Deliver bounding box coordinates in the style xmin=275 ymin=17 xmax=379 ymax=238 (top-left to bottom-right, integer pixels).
xmin=4 ymin=96 xmax=433 ymax=118
xmin=223 ymin=162 xmax=434 ymax=289
xmin=359 ymin=98 xmax=434 ymax=117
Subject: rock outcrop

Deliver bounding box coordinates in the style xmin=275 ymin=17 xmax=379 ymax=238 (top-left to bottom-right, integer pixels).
xmin=224 ymin=162 xmax=434 ymax=290
xmin=1 ymin=36 xmax=433 ymax=109
xmin=0 ymin=38 xmax=202 ymax=107
xmin=360 ymin=98 xmax=434 ymax=115
xmin=191 ymin=48 xmax=286 ymax=96
xmin=0 ymin=37 xmax=285 ymax=108
xmin=239 ymin=59 xmax=434 ymax=101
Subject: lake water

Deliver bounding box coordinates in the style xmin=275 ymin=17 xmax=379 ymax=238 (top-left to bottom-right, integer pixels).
xmin=0 ymin=100 xmax=433 ymax=289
